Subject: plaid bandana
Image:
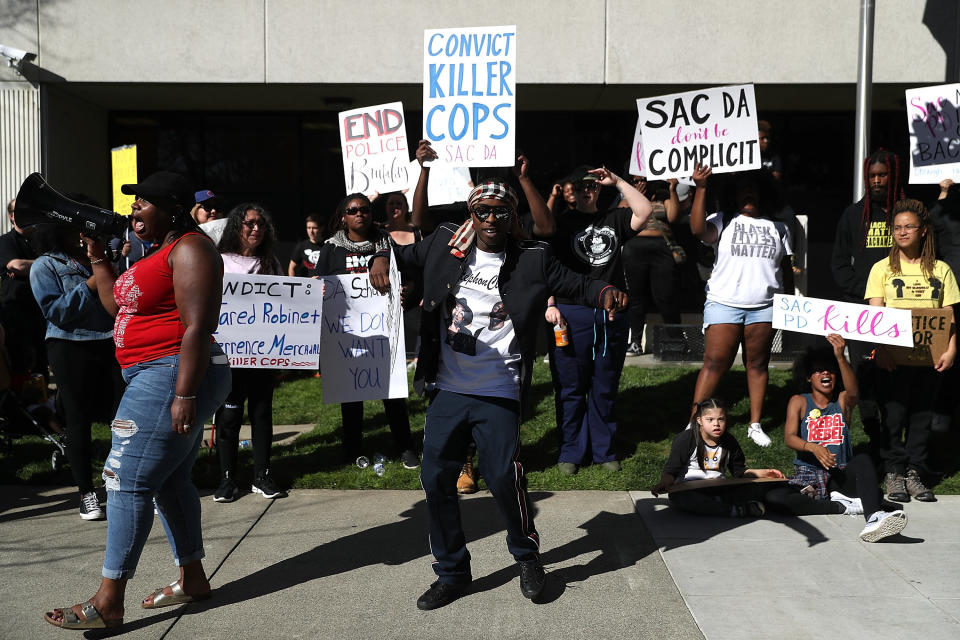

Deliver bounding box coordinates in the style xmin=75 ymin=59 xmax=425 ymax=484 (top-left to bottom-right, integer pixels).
xmin=448 ymin=182 xmax=518 ymax=258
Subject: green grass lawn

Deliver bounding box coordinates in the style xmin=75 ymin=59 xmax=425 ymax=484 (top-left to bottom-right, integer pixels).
xmin=3 ymin=363 xmax=959 ymax=494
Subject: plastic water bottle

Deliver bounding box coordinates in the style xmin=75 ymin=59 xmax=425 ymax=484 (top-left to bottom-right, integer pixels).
xmin=373 ymin=452 xmax=387 ymax=464
xmin=240 ymin=440 xmax=251 ymax=449
xmin=373 ymin=462 xmax=385 ymax=476
xmin=356 ymin=455 xmax=370 ymax=469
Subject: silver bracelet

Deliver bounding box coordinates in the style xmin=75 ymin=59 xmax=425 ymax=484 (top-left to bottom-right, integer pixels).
xmin=90 ymin=257 xmax=106 ymax=265
xmin=174 ymin=394 xmax=196 ymax=400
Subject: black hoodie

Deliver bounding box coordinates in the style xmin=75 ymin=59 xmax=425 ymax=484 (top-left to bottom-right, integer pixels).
xmin=830 ymin=199 xmax=892 ymax=302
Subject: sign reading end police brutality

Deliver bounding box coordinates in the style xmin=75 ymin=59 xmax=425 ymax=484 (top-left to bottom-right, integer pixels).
xmin=637 ymin=84 xmax=760 ymax=181
xmin=423 ymin=25 xmax=516 ymax=167
xmin=319 ymin=263 xmax=407 ymax=404
xmin=339 ymin=101 xmax=410 ymax=195
xmin=215 ymin=274 xmax=323 ymax=369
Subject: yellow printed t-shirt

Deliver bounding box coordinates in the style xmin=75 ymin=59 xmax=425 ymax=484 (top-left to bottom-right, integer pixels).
xmin=864 ymin=259 xmax=960 ymax=309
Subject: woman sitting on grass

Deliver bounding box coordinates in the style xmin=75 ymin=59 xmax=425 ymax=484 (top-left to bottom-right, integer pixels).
xmin=763 ymin=335 xmax=907 ymax=542
xmin=652 ymin=398 xmax=784 ymax=517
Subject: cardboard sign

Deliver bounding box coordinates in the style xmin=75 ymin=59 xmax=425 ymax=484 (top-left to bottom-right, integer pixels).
xmin=110 ymin=144 xmax=136 ymax=215
xmin=215 ymin=273 xmax=323 ymax=369
xmin=319 ymin=260 xmax=407 ymax=403
xmin=773 ymin=294 xmax=913 ymax=347
xmin=883 ymin=308 xmax=953 ymax=366
xmin=339 ymin=101 xmax=410 ymax=195
xmin=667 ymin=477 xmax=787 ymax=493
xmin=905 ymin=84 xmax=960 ymax=184
xmin=423 ymin=25 xmax=516 ymax=167
xmin=636 ymin=84 xmax=759 ymax=180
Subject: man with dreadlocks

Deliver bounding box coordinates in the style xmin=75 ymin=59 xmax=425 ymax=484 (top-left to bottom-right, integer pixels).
xmin=830 ymin=148 xmax=905 ymax=463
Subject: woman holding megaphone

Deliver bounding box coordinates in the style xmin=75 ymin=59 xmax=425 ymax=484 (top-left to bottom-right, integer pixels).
xmin=44 ymin=171 xmax=232 ymax=630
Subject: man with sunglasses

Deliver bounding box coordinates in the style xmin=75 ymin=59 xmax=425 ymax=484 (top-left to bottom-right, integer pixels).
xmin=547 ymin=165 xmax=653 ymax=476
xmin=369 ymin=181 xmax=627 ymax=610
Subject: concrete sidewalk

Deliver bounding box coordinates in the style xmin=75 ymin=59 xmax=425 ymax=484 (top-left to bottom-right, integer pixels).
xmin=1 ymin=487 xmax=957 ymax=639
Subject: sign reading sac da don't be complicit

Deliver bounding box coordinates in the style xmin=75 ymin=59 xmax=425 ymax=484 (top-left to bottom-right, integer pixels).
xmin=423 ymin=25 xmax=516 ymax=167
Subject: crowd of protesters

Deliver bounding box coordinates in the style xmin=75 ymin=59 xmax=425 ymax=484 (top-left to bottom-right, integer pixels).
xmin=3 ymin=122 xmax=958 ymax=625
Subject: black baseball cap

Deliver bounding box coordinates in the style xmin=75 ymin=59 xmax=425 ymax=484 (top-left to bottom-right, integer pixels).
xmin=121 ymin=171 xmax=192 ymax=206
xmin=569 ymin=165 xmax=599 ymax=183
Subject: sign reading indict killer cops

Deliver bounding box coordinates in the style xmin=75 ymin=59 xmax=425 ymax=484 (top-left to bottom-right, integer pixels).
xmin=339 ymin=101 xmax=410 ymax=195
xmin=215 ymin=273 xmax=323 ymax=369
xmin=905 ymin=84 xmax=960 ymax=184
xmin=773 ymin=294 xmax=913 ymax=347
xmin=423 ymin=25 xmax=516 ymax=167
xmin=319 ymin=260 xmax=407 ymax=404
xmin=637 ymin=84 xmax=760 ymax=180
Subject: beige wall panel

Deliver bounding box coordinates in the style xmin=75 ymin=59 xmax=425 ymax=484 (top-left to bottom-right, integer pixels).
xmin=37 ymin=0 xmax=265 ymax=82
xmin=265 ymin=0 xmax=606 ymax=84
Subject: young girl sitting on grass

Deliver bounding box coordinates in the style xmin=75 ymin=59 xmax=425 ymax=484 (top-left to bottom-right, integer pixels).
xmin=652 ymin=398 xmax=785 ymax=517
xmin=763 ymin=334 xmax=908 ymax=542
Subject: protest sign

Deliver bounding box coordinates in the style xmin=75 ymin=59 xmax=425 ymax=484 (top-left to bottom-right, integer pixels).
xmin=215 ymin=273 xmax=323 ymax=369
xmin=319 ymin=257 xmax=407 ymax=403
xmin=423 ymin=25 xmax=516 ymax=167
xmin=404 ymin=160 xmax=473 ymax=207
xmin=110 ymin=144 xmax=136 ymax=214
xmin=636 ymin=84 xmax=759 ymax=180
xmin=339 ymin=101 xmax=410 ymax=195
xmin=905 ymin=83 xmax=960 ymax=184
xmin=883 ymin=308 xmax=953 ymax=366
xmin=628 ymin=119 xmax=646 ymax=177
xmin=773 ymin=294 xmax=913 ymax=347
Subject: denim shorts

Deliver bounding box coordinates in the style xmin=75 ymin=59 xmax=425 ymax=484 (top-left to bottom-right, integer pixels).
xmin=702 ymin=300 xmax=773 ymax=330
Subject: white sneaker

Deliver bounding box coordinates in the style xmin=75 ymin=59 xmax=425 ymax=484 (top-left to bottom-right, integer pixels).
xmin=830 ymin=491 xmax=864 ymax=516
xmin=746 ymin=423 xmax=772 ymax=447
xmin=859 ymin=510 xmax=907 ymax=542
xmin=79 ymin=491 xmax=104 ymax=521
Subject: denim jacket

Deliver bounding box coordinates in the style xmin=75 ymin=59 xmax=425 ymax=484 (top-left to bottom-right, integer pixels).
xmin=28 ymin=252 xmax=115 ymax=341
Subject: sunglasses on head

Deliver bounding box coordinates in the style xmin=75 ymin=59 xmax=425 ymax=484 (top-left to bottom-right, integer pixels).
xmin=471 ymin=204 xmax=513 ymax=221
xmin=344 ymin=205 xmax=371 ymax=216
xmin=574 ymin=182 xmax=599 ymax=192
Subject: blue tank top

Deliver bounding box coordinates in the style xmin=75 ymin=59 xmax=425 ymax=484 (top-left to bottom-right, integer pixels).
xmin=794 ymin=395 xmax=853 ymax=469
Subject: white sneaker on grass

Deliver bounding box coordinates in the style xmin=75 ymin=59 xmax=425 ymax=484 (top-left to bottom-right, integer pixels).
xmin=859 ymin=510 xmax=907 ymax=542
xmin=746 ymin=423 xmax=771 ymax=447
xmin=830 ymin=491 xmax=864 ymax=516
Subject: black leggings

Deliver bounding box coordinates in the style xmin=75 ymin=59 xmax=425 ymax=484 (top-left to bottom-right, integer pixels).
xmin=764 ymin=454 xmax=882 ymax=521
xmin=621 ymin=235 xmax=681 ymax=342
xmin=340 ymin=398 xmax=412 ymax=458
xmin=668 ymin=481 xmax=774 ymax=517
xmin=46 ymin=338 xmax=124 ymax=494
xmin=215 ymin=368 xmax=275 ymax=478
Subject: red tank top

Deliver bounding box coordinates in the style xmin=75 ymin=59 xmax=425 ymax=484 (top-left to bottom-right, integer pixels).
xmin=113 ymin=233 xmax=210 ymax=368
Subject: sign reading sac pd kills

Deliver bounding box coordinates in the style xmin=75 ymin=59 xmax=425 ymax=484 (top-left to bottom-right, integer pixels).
xmin=636 ymin=84 xmax=759 ymax=180
xmin=423 ymin=25 xmax=516 ymax=167
xmin=215 ymin=273 xmax=323 ymax=369
xmin=339 ymin=101 xmax=410 ymax=196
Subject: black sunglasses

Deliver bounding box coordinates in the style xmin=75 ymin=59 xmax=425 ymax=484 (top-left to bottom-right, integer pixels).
xmin=574 ymin=182 xmax=600 ymax=192
xmin=344 ymin=205 xmax=371 ymax=216
xmin=242 ymin=219 xmax=264 ymax=230
xmin=471 ymin=204 xmax=513 ymax=221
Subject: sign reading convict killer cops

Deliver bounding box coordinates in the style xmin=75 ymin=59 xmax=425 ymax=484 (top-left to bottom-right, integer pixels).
xmin=905 ymin=83 xmax=960 ymax=184
xmin=423 ymin=25 xmax=516 ymax=167
xmin=339 ymin=101 xmax=410 ymax=195
xmin=216 ymin=273 xmax=323 ymax=369
xmin=636 ymin=84 xmax=759 ymax=181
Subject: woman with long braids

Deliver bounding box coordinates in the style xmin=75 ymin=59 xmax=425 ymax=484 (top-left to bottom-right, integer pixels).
xmin=213 ymin=204 xmax=287 ymax=502
xmin=312 ymin=193 xmax=419 ymax=469
xmin=866 ymin=198 xmax=958 ymax=503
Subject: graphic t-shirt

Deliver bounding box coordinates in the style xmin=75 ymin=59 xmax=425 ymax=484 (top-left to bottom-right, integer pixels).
xmin=864 ymin=220 xmax=893 ymax=251
xmin=704 ymin=212 xmax=793 ymax=308
xmin=678 ymin=443 xmax=724 ymax=482
xmin=290 ymin=240 xmax=323 ymax=276
xmin=551 ymin=207 xmax=634 ymax=302
xmin=794 ymin=396 xmax=852 ymax=469
xmin=437 ymin=248 xmax=521 ymax=400
xmin=864 ymin=259 xmax=960 ymax=308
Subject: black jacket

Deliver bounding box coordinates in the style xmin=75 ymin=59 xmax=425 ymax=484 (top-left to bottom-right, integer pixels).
xmin=830 ymin=200 xmax=892 ymax=302
xmin=380 ymin=222 xmax=611 ymax=395
xmin=662 ymin=428 xmax=747 ymax=480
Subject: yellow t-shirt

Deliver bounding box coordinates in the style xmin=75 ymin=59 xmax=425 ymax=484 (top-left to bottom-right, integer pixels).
xmin=864 ymin=258 xmax=960 ymax=309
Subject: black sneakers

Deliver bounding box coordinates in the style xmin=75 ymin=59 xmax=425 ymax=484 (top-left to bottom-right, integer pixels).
xmin=519 ymin=558 xmax=546 ymax=599
xmin=252 ymin=469 xmax=287 ymax=499
xmin=214 ymin=475 xmax=239 ymax=503
xmin=416 ymin=580 xmax=470 ymax=610
xmin=79 ymin=491 xmax=104 ymax=521
xmin=400 ymin=449 xmax=420 ymax=470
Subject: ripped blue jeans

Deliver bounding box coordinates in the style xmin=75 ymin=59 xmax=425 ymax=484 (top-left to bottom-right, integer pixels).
xmin=102 ymin=348 xmax=231 ymax=580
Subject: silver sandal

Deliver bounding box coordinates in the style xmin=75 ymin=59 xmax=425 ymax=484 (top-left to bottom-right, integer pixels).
xmin=44 ymin=600 xmax=122 ymax=629
xmin=141 ymin=581 xmax=211 ymax=609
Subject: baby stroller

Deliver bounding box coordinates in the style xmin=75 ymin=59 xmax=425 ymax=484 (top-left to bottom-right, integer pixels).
xmin=0 ymin=328 xmax=66 ymax=470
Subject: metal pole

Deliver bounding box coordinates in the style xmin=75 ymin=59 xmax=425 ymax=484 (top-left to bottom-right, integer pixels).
xmin=853 ymin=0 xmax=875 ymax=201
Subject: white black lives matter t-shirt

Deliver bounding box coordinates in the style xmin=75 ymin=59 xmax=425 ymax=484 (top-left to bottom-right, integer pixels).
xmin=704 ymin=212 xmax=793 ymax=308
xmin=437 ymin=248 xmax=521 ymax=401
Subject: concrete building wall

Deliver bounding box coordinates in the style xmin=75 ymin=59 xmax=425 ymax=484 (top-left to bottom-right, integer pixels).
xmin=1 ymin=0 xmax=956 ymax=85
